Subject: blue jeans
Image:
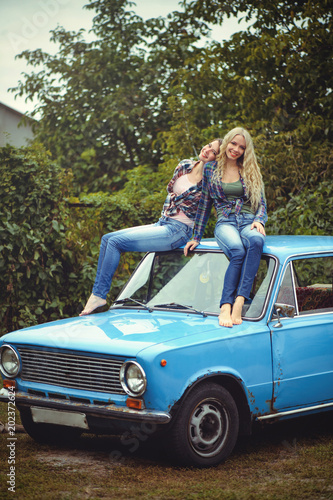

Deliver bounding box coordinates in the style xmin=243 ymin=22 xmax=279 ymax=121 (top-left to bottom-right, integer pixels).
xmin=92 ymin=216 xmax=193 ymax=299
xmin=214 ymin=213 xmax=265 ymax=307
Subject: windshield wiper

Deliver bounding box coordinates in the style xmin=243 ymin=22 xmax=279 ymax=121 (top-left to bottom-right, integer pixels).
xmin=113 ymin=298 xmax=153 ymax=312
xmin=152 ymin=302 xmax=207 ymax=317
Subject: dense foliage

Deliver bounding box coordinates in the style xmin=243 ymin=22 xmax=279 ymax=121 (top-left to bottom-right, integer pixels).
xmin=267 ymin=178 xmax=333 ymax=236
xmin=12 ymin=0 xmax=210 ymax=192
xmin=0 ymin=145 xmax=75 ymax=334
xmin=2 ymin=0 xmax=332 ymax=333
xmin=12 ymin=0 xmax=332 ymax=207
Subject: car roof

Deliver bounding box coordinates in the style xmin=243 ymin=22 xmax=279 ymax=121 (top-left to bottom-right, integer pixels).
xmin=193 ymin=235 xmax=333 ymax=260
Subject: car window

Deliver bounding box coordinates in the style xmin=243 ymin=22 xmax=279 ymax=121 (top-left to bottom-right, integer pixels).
xmin=276 ymin=262 xmax=297 ymax=309
xmin=119 ymin=252 xmax=154 ymax=302
xmin=148 ymin=252 xmax=229 ymax=313
xmin=277 ymin=256 xmax=333 ymax=315
xmin=243 ymin=256 xmax=276 ymax=319
xmin=116 ymin=250 xmax=275 ymax=318
xmin=293 ymin=256 xmax=333 ymax=314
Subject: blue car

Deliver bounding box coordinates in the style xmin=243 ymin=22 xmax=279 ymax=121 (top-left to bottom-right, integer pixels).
xmin=1 ymin=235 xmax=332 ymax=467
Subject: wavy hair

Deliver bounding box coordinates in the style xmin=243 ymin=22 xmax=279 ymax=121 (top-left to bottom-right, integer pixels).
xmin=213 ymin=127 xmax=264 ymax=210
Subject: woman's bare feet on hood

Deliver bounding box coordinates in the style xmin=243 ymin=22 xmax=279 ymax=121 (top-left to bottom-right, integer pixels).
xmin=79 ymin=294 xmax=107 ymax=316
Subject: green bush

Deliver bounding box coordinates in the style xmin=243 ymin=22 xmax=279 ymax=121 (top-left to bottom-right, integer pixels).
xmin=266 ymin=179 xmax=333 ymax=235
xmin=0 ymin=144 xmax=93 ymax=335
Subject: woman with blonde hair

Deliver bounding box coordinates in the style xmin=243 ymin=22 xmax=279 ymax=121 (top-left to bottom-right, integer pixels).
xmin=184 ymin=127 xmax=267 ymax=327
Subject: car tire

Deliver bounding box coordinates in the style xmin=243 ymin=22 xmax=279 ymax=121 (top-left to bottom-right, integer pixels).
xmin=166 ymin=382 xmax=239 ymax=467
xmin=19 ymin=408 xmax=82 ymax=444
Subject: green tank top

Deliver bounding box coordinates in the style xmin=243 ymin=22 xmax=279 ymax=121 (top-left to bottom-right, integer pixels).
xmin=219 ymin=179 xmax=253 ymax=215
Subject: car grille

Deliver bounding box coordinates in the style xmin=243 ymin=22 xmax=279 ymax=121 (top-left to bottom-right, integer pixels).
xmin=17 ymin=347 xmax=125 ymax=395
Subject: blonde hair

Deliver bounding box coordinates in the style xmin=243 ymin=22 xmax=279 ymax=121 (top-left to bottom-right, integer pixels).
xmin=213 ymin=127 xmax=264 ymax=210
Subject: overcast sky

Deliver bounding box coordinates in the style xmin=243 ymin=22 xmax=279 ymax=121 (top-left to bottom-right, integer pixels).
xmin=1 ymin=0 xmax=247 ymax=115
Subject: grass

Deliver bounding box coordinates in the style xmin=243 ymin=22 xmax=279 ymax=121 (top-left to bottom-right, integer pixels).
xmin=0 ymin=401 xmax=332 ymax=500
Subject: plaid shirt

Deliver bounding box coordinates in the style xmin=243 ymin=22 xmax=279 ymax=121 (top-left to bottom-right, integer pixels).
xmin=193 ymin=162 xmax=268 ymax=242
xmin=162 ymin=159 xmax=202 ymax=220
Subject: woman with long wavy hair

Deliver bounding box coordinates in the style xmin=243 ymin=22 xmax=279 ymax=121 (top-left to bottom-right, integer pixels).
xmin=184 ymin=127 xmax=267 ymax=327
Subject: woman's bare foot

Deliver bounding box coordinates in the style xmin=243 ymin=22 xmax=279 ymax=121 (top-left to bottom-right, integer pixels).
xmin=218 ymin=304 xmax=233 ymax=327
xmin=79 ymin=294 xmax=107 ymax=316
xmin=231 ymin=296 xmax=245 ymax=325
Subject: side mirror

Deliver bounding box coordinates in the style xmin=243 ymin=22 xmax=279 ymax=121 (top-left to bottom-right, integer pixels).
xmin=273 ymin=303 xmax=296 ymax=328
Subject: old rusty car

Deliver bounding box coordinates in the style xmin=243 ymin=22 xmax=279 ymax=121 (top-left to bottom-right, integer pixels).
xmin=1 ymin=235 xmax=332 ymax=466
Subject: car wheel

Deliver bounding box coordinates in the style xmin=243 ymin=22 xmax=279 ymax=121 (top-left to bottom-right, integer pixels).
xmin=167 ymin=382 xmax=239 ymax=467
xmin=19 ymin=408 xmax=82 ymax=444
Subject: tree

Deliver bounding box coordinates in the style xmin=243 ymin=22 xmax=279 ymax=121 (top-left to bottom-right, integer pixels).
xmin=11 ymin=0 xmax=209 ymax=193
xmin=10 ymin=0 xmax=332 ymax=216
xmin=178 ymin=0 xmax=333 ymax=207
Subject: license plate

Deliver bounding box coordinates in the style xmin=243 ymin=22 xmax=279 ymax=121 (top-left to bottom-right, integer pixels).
xmin=31 ymin=407 xmax=89 ymax=429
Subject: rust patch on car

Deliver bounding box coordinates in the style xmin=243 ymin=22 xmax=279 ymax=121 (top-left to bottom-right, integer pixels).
xmin=247 ymin=389 xmax=256 ymax=406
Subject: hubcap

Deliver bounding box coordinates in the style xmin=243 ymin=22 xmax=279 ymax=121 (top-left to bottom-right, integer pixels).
xmin=188 ymin=399 xmax=229 ymax=457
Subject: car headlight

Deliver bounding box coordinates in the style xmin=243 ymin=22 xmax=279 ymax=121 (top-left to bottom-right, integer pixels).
xmin=120 ymin=361 xmax=147 ymax=397
xmin=0 ymin=345 xmax=21 ymax=378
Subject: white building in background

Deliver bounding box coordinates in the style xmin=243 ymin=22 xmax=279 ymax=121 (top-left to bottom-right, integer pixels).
xmin=0 ymin=101 xmax=35 ymax=147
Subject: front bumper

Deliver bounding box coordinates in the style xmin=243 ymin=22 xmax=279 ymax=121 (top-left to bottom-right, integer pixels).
xmin=0 ymin=389 xmax=171 ymax=426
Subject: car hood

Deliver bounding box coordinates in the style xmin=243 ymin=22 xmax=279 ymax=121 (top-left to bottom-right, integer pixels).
xmin=1 ymin=309 xmax=221 ymax=357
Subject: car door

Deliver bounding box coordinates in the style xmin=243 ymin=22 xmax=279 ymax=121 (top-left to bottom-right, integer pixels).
xmin=269 ymin=254 xmax=333 ymax=411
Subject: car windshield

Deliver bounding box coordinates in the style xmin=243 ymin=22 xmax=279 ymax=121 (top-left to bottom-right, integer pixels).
xmin=113 ymin=249 xmax=276 ymax=319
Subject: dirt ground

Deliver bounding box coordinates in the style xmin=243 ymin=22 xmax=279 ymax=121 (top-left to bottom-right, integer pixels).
xmin=1 ymin=411 xmax=332 ymax=500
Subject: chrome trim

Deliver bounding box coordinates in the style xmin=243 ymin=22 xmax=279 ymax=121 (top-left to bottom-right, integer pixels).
xmin=17 ymin=347 xmax=126 ymax=395
xmin=290 ymin=262 xmax=300 ymax=315
xmin=257 ymin=402 xmax=333 ymax=421
xmin=0 ymin=345 xmax=21 ymax=378
xmin=247 ymin=253 xmax=279 ymax=321
xmin=120 ymin=361 xmax=147 ymax=397
xmin=3 ymin=392 xmax=171 ymax=424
